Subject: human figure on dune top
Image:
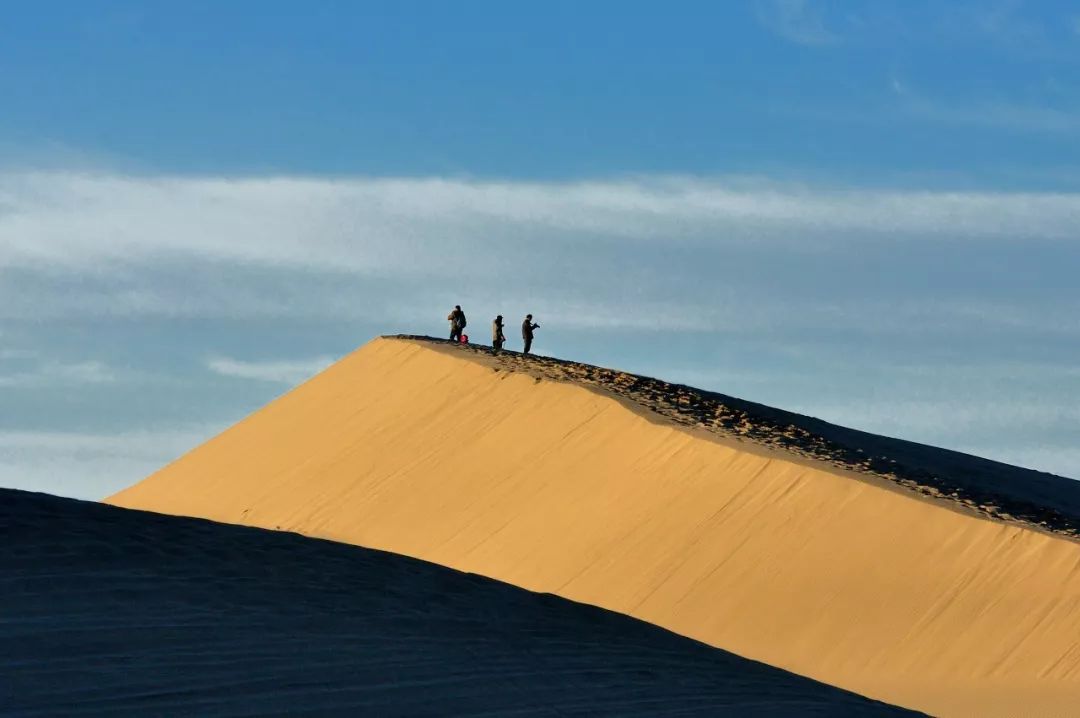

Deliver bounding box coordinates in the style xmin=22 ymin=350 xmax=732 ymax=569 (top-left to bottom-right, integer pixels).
xmin=448 ymin=305 xmax=466 ymax=342
xmin=522 ymin=314 xmax=539 ymax=355
xmin=492 ymin=315 xmax=506 ymax=354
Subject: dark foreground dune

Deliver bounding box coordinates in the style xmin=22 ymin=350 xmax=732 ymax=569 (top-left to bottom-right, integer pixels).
xmin=1 ymin=489 xmax=916 ymax=717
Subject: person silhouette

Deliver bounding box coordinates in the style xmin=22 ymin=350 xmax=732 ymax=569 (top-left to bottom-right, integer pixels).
xmin=521 ymin=314 xmax=539 ymax=355
xmin=447 ymin=305 xmax=466 ymax=342
xmin=492 ymin=315 xmax=506 ymax=354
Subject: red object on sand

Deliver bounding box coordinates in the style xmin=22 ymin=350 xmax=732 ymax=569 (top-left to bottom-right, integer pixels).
xmin=460 ymin=334 xmax=469 ymax=344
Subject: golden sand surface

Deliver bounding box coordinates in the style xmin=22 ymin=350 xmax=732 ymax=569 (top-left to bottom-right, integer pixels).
xmin=110 ymin=337 xmax=1080 ymax=717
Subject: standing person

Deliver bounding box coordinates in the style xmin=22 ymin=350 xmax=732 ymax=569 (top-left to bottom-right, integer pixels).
xmin=492 ymin=315 xmax=506 ymax=354
xmin=447 ymin=305 xmax=466 ymax=342
xmin=521 ymin=314 xmax=539 ymax=355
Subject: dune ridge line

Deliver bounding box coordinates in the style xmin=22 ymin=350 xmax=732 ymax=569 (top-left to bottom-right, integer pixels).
xmin=398 ymin=334 xmax=1080 ymax=539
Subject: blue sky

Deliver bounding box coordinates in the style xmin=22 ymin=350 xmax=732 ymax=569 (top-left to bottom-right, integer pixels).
xmin=1 ymin=1 xmax=1079 ymax=498
xmin=5 ymin=0 xmax=1080 ymax=181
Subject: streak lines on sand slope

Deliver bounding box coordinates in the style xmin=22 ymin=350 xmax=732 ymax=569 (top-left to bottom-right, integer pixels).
xmin=985 ymin=599 xmax=1063 ymax=679
xmin=627 ymin=468 xmax=763 ymax=614
xmin=554 ymin=448 xmax=715 ymax=599
xmin=1040 ymin=640 xmax=1080 ymax=681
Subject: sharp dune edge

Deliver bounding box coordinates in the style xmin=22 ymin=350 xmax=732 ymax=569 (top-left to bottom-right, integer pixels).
xmin=5 ymin=489 xmax=916 ymax=716
xmin=109 ymin=337 xmax=1080 ymax=717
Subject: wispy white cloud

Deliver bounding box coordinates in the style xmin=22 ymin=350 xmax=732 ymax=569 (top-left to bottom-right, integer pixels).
xmin=0 ymin=425 xmax=225 ymax=500
xmin=890 ymin=75 xmax=1080 ymax=135
xmin=0 ymin=428 xmax=209 ymax=454
xmin=783 ymin=399 xmax=1080 ymax=480
xmin=968 ymin=1 xmax=1047 ymax=47
xmin=206 ymin=356 xmax=336 ymax=384
xmin=759 ymin=2 xmax=1071 ymax=56
xmin=0 ymin=349 xmax=37 ymax=360
xmin=910 ymin=97 xmax=1080 ymax=134
xmin=0 ymin=359 xmax=114 ymax=387
xmin=755 ymin=0 xmax=837 ymax=46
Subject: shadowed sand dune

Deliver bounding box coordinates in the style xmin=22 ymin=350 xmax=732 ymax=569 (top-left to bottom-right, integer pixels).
xmin=110 ymin=337 xmax=1080 ymax=717
xmin=1 ymin=489 xmax=917 ymax=717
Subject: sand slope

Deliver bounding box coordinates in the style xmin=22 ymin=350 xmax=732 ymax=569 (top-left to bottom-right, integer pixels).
xmin=110 ymin=338 xmax=1080 ymax=717
xmin=2 ymin=489 xmax=916 ymax=717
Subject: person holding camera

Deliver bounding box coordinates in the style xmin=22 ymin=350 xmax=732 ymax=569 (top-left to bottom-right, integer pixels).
xmin=522 ymin=314 xmax=539 ymax=355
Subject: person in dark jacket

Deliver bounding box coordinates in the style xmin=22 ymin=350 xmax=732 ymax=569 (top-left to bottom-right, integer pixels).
xmin=447 ymin=305 xmax=466 ymax=342
xmin=521 ymin=314 xmax=539 ymax=355
xmin=492 ymin=315 xmax=506 ymax=354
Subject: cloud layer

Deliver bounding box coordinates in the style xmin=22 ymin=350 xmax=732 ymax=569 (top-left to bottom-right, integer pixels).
xmin=206 ymin=356 xmax=336 ymax=384
xmin=4 ymin=171 xmax=1080 ymax=276
xmin=2 ymin=170 xmax=1079 ymax=330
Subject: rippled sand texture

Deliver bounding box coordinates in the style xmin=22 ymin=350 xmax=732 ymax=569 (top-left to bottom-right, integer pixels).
xmin=111 ymin=337 xmax=1080 ymax=717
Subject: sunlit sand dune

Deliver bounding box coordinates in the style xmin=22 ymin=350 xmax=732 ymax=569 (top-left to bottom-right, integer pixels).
xmin=110 ymin=336 xmax=1080 ymax=717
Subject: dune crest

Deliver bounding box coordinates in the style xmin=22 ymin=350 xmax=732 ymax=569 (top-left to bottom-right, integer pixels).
xmin=110 ymin=337 xmax=1080 ymax=717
